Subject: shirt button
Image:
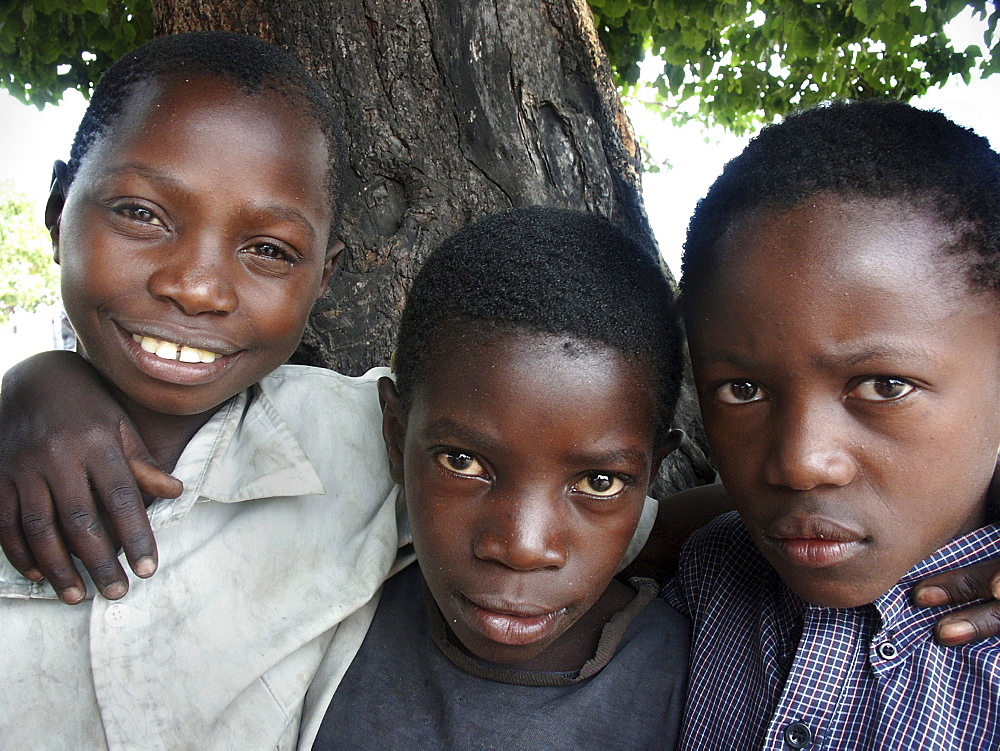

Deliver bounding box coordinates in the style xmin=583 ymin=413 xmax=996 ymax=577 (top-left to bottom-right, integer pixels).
xmin=784 ymin=721 xmax=812 ymax=749
xmin=104 ymin=603 xmax=130 ymax=628
xmin=877 ymin=641 xmax=899 ymax=660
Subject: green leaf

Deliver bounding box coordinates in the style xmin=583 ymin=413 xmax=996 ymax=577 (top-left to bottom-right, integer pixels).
xmin=852 ymin=0 xmax=879 ymax=27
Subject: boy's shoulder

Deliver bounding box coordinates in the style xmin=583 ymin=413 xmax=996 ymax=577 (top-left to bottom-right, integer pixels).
xmin=253 ymin=364 xmax=389 ymax=434
xmin=666 ymin=511 xmax=782 ymax=618
xmin=681 ymin=510 xmax=764 ymax=576
xmin=259 ymin=364 xmax=389 ymax=402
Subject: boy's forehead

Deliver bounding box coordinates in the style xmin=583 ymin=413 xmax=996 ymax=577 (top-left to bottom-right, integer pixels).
xmin=687 ymin=195 xmax=1000 ymax=360
xmin=711 ymin=195 xmax=963 ymax=296
xmin=412 ymin=332 xmax=658 ymax=429
xmin=72 ymin=74 xmax=333 ymax=232
xmin=85 ymin=74 xmax=328 ymax=175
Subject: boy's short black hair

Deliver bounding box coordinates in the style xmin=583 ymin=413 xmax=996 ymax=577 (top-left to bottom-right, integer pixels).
xmin=393 ymin=206 xmax=684 ymax=441
xmin=67 ymin=31 xmax=346 ymax=239
xmin=681 ymin=99 xmax=1000 ymax=304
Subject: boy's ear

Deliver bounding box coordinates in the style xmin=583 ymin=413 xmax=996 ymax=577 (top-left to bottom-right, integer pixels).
xmin=316 ymin=241 xmax=345 ymax=300
xmin=652 ymin=428 xmax=685 ymax=476
xmin=377 ymin=376 xmax=407 ymax=485
xmin=45 ymin=160 xmax=68 ymax=264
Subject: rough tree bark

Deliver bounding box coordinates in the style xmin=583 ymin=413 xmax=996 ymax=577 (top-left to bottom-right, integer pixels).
xmin=153 ymin=0 xmax=714 ymax=494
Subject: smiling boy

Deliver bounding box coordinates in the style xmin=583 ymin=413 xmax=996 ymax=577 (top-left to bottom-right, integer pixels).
xmin=668 ymin=100 xmax=1000 ymax=749
xmin=0 ymin=33 xmax=404 ymax=749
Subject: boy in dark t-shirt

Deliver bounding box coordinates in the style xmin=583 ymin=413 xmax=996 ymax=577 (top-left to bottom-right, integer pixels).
xmin=313 ymin=207 xmax=690 ymax=750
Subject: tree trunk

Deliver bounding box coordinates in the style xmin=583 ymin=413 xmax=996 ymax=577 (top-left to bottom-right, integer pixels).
xmin=153 ymin=0 xmax=714 ymax=494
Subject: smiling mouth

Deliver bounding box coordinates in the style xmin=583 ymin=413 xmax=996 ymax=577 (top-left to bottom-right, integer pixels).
xmin=131 ymin=333 xmax=220 ymax=363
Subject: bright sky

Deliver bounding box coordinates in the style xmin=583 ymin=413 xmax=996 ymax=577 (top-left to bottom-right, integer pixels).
xmin=1 ymin=8 xmax=998 ymax=281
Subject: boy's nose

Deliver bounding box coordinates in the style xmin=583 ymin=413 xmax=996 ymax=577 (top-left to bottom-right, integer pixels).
xmin=473 ymin=492 xmax=568 ymax=571
xmin=763 ymin=401 xmax=856 ymax=491
xmin=146 ymin=240 xmax=238 ymax=315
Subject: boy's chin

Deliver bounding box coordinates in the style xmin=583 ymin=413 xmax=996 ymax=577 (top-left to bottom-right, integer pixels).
xmin=776 ymin=567 xmax=894 ymax=610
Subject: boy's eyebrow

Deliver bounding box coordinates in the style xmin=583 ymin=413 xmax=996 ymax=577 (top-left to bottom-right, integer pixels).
xmin=422 ymin=416 xmax=648 ymax=469
xmin=423 ymin=417 xmax=506 ymax=455
xmin=827 ymin=344 xmax=931 ymax=368
xmin=98 ymin=163 xmax=320 ymax=242
xmin=699 ymin=342 xmax=932 ymax=370
xmin=562 ymin=446 xmax=650 ymax=470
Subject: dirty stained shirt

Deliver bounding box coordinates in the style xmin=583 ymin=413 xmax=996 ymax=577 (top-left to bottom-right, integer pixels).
xmin=0 ymin=365 xmax=409 ymax=751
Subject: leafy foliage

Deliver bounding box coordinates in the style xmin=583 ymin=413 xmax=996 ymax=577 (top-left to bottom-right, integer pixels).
xmin=0 ymin=185 xmax=60 ymax=324
xmin=0 ymin=0 xmax=151 ymax=108
xmin=1 ymin=0 xmax=997 ymax=133
xmin=592 ymin=0 xmax=1000 ymax=132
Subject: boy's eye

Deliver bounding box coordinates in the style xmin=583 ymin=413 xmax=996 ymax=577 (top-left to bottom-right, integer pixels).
xmin=573 ymin=472 xmax=627 ymax=498
xmin=244 ymin=242 xmax=293 ymax=262
xmin=849 ymin=376 xmax=915 ymax=402
xmin=434 ymin=450 xmax=486 ymax=478
xmin=115 ymin=204 xmax=164 ymax=226
xmin=715 ymin=380 xmax=766 ymax=404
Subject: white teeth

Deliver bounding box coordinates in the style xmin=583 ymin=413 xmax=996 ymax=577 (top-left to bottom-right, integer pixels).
xmin=136 ymin=335 xmax=159 ymax=353
xmin=131 ymin=333 xmax=220 ymax=363
xmin=155 ymin=340 xmax=178 ymax=359
xmin=178 ymin=346 xmax=200 ymax=363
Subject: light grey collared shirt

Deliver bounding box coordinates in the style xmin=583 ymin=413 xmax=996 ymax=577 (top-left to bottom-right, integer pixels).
xmin=0 ymin=365 xmax=409 ymax=751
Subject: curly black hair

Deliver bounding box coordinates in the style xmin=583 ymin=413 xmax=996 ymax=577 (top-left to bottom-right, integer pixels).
xmin=393 ymin=206 xmax=684 ymax=441
xmin=66 ymin=31 xmax=346 ymax=239
xmin=681 ymin=99 xmax=1000 ymax=304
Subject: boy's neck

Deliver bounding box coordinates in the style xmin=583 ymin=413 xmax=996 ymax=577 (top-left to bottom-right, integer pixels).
xmin=527 ymin=578 xmax=634 ymax=672
xmin=116 ymin=390 xmax=225 ymax=498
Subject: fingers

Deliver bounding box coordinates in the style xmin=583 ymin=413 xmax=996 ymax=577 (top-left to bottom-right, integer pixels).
xmin=0 ymin=475 xmax=42 ymax=582
xmin=913 ymin=560 xmax=999 ymax=607
xmin=131 ymin=460 xmax=183 ymax=501
xmin=915 ymin=560 xmax=1000 ymax=647
xmin=934 ymin=602 xmax=1000 ymax=646
xmin=90 ymin=443 xmax=159 ymax=582
xmin=15 ymin=473 xmax=87 ymax=604
xmin=123 ymin=422 xmax=183 ymax=502
xmin=47 ymin=455 xmax=132 ymax=600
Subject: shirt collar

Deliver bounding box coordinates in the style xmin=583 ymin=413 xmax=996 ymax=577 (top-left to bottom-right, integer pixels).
xmin=0 ymin=380 xmax=326 ymax=599
xmin=870 ymin=522 xmax=1000 ymax=645
xmin=147 ymin=382 xmax=326 ymax=530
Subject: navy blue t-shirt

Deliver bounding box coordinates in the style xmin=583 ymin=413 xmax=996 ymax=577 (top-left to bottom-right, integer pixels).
xmin=314 ymin=563 xmax=690 ymax=750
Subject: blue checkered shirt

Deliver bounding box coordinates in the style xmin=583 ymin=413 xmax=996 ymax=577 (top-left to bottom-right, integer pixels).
xmin=663 ymin=512 xmax=1000 ymax=750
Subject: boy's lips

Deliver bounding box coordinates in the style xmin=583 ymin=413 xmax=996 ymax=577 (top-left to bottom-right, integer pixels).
xmin=765 ymin=516 xmax=867 ymax=568
xmin=456 ymin=592 xmax=568 ymax=647
xmin=115 ymin=322 xmax=242 ymax=385
xmin=132 ymin=333 xmax=221 ymax=363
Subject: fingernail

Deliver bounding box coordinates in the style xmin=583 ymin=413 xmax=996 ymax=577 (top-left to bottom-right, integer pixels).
xmin=61 ymin=587 xmax=85 ymax=604
xmin=135 ymin=557 xmax=156 ymax=578
xmin=25 ymin=569 xmax=44 ymax=582
xmin=103 ymin=582 xmax=127 ymax=600
xmin=914 ymin=585 xmax=950 ymax=607
xmin=939 ymin=619 xmax=976 ymax=644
